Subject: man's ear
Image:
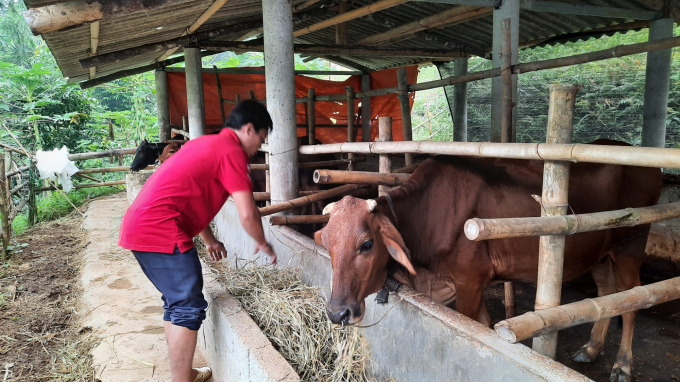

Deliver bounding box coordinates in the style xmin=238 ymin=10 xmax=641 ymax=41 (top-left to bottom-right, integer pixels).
xmin=375 ymin=214 xmax=416 ymax=275
xmin=314 ymin=229 xmax=324 ymax=246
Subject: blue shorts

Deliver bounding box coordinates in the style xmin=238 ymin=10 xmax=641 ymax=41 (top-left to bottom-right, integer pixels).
xmin=132 ymin=246 xmax=207 ymax=331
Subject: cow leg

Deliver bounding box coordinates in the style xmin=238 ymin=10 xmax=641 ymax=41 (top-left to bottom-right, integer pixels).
xmin=572 ymin=255 xmax=616 ymax=363
xmin=608 ymin=227 xmax=647 ymax=382
xmin=476 ymin=298 xmax=491 ymax=327
xmin=454 ymin=280 xmax=487 ymax=323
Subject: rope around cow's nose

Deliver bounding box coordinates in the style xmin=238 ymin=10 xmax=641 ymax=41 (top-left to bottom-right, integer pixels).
xmin=336 ymin=292 xmax=423 ymax=329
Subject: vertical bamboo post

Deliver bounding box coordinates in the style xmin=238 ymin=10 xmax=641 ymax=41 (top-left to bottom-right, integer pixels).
xmin=214 ymin=67 xmax=226 ymax=125
xmin=500 ymin=18 xmax=513 ymax=143
xmin=378 ymin=117 xmax=393 ymax=196
xmin=155 ymin=69 xmax=171 ymax=142
xmin=308 ymin=88 xmax=316 ymax=145
xmin=235 ymin=94 xmax=241 ymax=103
xmin=361 ymin=75 xmax=372 ymax=143
xmin=28 ymin=164 xmax=35 ymax=227
xmin=182 ymin=116 xmax=188 ymax=134
xmin=346 ymin=86 xmax=356 ymax=171
xmin=532 ymin=84 xmax=580 ymax=358
xmin=249 ymin=90 xmax=256 ymax=100
xmin=0 ymin=157 xmax=9 ymax=260
xmin=397 ymin=68 xmax=414 ymax=165
xmin=265 ymin=136 xmax=271 ymax=206
xmin=453 ymin=57 xmax=468 ymax=142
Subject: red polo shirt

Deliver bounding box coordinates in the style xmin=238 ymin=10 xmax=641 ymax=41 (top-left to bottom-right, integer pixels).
xmin=118 ymin=129 xmax=252 ymax=253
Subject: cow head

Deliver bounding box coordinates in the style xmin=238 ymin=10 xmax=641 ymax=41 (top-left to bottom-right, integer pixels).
xmin=315 ymin=195 xmax=416 ymax=325
xmin=158 ymin=142 xmax=180 ymax=164
xmin=130 ymin=140 xmax=163 ymax=171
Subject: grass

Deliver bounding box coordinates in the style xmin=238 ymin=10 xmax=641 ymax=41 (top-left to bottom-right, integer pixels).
xmin=12 ymin=185 xmax=123 ymax=235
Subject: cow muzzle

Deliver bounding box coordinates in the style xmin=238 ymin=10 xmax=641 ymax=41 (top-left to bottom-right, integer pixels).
xmin=326 ymin=303 xmax=362 ymax=325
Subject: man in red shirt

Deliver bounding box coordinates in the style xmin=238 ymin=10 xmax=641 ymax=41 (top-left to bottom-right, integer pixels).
xmin=119 ymin=100 xmax=276 ymax=382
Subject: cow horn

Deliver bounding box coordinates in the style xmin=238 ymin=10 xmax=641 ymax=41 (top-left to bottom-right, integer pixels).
xmin=366 ymin=199 xmax=377 ymax=212
xmin=322 ymin=202 xmax=337 ymax=216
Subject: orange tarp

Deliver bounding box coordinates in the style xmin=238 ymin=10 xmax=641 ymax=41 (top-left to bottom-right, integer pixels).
xmin=166 ymin=66 xmax=417 ymax=143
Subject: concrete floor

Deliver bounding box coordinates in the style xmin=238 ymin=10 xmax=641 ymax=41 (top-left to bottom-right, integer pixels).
xmin=80 ymin=197 xmax=207 ymax=381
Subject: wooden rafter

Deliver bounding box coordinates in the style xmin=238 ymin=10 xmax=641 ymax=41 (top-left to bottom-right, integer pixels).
xmin=197 ymin=41 xmax=470 ymax=58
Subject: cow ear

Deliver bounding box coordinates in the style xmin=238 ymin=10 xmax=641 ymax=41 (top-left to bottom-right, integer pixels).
xmin=314 ymin=229 xmax=323 ymax=246
xmin=377 ymin=215 xmax=416 ymax=275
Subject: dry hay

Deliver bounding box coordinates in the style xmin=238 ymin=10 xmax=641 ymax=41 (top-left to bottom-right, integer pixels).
xmin=0 ymin=215 xmax=98 ymax=381
xmin=211 ymin=259 xmax=373 ymax=382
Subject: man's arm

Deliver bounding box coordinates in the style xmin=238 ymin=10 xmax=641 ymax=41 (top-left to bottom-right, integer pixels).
xmin=231 ymin=191 xmax=277 ymax=264
xmin=199 ymin=226 xmax=227 ymax=262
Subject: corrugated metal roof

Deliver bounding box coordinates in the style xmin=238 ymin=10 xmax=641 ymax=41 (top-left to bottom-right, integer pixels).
xmin=22 ymin=0 xmax=677 ymax=83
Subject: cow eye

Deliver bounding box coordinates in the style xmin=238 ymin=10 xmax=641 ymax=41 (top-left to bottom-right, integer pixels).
xmin=360 ymin=240 xmax=373 ymax=252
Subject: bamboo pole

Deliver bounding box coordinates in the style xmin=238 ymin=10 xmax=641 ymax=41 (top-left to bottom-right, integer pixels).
xmin=0 ymin=143 xmax=29 ymax=157
xmin=235 ymin=94 xmax=241 ymax=103
xmin=346 ymin=86 xmax=356 ymax=171
xmin=299 ymin=157 xmax=365 ymax=169
xmin=314 ymin=169 xmax=409 ymax=186
xmin=34 ymin=180 xmax=126 ymax=192
xmin=67 ymin=148 xmax=136 ymax=161
xmin=253 ymin=190 xmax=321 ymax=201
xmin=259 ymin=184 xmax=368 ymax=217
xmin=269 ymin=215 xmax=330 ymax=225
xmin=292 ymin=0 xmax=409 ymax=37
xmin=308 ymin=88 xmax=316 ymax=145
xmin=397 ymin=68 xmax=414 ymax=165
xmin=495 ymin=277 xmax=680 ymax=343
xmin=214 ymin=67 xmax=226 ymax=125
xmin=76 ymin=166 xmax=156 ymax=174
xmin=10 ymin=181 xmax=27 ymax=196
xmin=298 ymin=141 xmax=680 ymax=169
xmin=0 ymin=157 xmax=9 ymax=260
xmin=500 ymin=18 xmax=513 ymax=143
xmin=465 ymin=201 xmax=680 ymax=241
xmin=249 ymin=90 xmax=256 ymax=100
xmin=76 ymin=173 xmax=103 ymax=183
xmin=533 ymin=84 xmax=579 ymax=358
xmin=182 ymin=116 xmax=188 ymax=133
xmin=171 ymin=128 xmax=191 ymax=138
xmin=6 ymin=165 xmax=30 ymax=177
xmin=28 ymin=165 xmax=35 ymax=227
xmin=378 ymin=116 xmax=393 ymax=196
xmin=9 ymin=199 xmax=29 ymax=220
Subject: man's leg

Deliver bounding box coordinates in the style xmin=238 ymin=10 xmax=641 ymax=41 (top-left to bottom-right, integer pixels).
xmin=165 ymin=321 xmax=198 ymax=382
xmin=133 ymin=248 xmax=208 ymax=382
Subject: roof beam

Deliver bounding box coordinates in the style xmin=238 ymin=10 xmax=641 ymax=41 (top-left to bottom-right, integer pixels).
xmin=23 ymin=0 xmax=194 ymax=35
xmin=163 ymin=67 xmax=363 ymax=75
xmin=355 ymin=5 xmax=492 ymax=45
xmin=155 ymin=0 xmax=232 ymax=63
xmin=197 ymin=41 xmax=470 ymax=58
xmin=413 ymin=0 xmax=660 ymax=20
xmin=293 ymin=0 xmax=410 ymax=37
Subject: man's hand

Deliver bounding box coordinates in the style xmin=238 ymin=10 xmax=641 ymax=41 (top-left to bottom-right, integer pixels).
xmin=255 ymin=242 xmax=277 ymax=264
xmin=206 ymin=240 xmax=227 ymax=262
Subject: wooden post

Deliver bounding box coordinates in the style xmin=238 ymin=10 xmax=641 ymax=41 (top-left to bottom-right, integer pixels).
xmin=214 ymin=67 xmax=226 ymax=126
xmin=642 ymin=18 xmax=674 ymax=148
xmin=308 ymin=88 xmax=316 ymax=144
xmin=235 ymin=94 xmax=241 ymax=103
xmin=453 ymin=57 xmax=468 ymax=142
xmin=500 ymin=18 xmax=513 ymax=143
xmin=249 ymin=90 xmax=256 ymax=100
xmin=155 ymin=69 xmax=171 ymax=142
xmin=346 ymin=86 xmax=356 ymax=170
xmin=185 ymin=48 xmax=206 ymax=139
xmin=532 ymin=84 xmax=580 ymax=358
xmin=182 ymin=116 xmax=188 ymax=134
xmin=490 ymin=0 xmax=518 ymax=142
xmin=0 ymin=157 xmax=9 ymax=260
xmin=397 ymin=68 xmax=414 ymax=165
xmin=336 ymin=1 xmax=348 ymax=45
xmin=378 ymin=116 xmax=393 ymax=196
xmin=361 ymin=75 xmax=372 ymax=143
xmin=28 ymin=164 xmax=35 ymax=227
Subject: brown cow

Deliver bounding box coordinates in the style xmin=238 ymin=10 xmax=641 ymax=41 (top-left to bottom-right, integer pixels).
xmin=315 ymin=141 xmax=661 ymax=382
xmin=158 ymin=142 xmax=181 ymax=164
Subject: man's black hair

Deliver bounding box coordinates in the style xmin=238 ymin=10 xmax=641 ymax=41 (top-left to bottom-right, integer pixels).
xmin=224 ymin=99 xmax=273 ymax=132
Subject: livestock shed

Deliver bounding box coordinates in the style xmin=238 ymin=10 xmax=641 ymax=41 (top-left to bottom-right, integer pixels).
xmin=23 ymin=0 xmax=680 ymax=381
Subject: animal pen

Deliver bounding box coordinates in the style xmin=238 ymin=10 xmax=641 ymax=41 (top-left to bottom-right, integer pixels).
xmin=21 ymin=0 xmax=680 ymax=381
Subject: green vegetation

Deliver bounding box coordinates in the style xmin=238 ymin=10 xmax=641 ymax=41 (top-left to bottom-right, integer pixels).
xmin=414 ymin=27 xmax=680 ymax=147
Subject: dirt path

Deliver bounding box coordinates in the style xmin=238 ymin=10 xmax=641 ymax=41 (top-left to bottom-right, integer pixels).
xmin=81 ymin=197 xmax=205 ymax=381
xmin=0 ymin=215 xmax=92 ymax=380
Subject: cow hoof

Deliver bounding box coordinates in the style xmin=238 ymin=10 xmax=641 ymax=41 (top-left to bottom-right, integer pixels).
xmin=609 ymin=367 xmax=631 ymax=382
xmin=571 ymin=346 xmax=600 ymax=363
